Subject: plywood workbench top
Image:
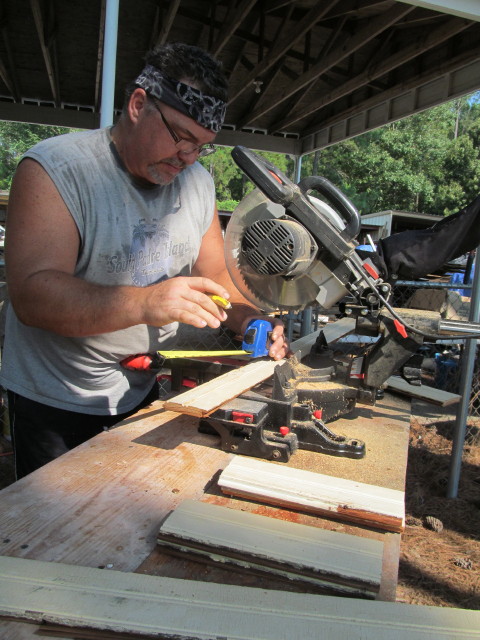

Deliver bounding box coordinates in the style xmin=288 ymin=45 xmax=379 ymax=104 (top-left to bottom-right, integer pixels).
xmin=0 ymin=392 xmax=411 ymax=638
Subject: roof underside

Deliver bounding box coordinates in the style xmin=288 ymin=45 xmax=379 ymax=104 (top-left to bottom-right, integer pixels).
xmin=0 ymin=0 xmax=479 ymax=155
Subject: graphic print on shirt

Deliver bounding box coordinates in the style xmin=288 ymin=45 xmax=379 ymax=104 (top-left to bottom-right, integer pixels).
xmin=105 ymin=219 xmax=191 ymax=286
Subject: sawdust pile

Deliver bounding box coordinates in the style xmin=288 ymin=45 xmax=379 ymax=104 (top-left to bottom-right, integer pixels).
xmin=397 ymin=413 xmax=480 ymax=609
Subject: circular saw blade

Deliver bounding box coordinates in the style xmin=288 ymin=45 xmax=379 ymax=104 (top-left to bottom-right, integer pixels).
xmin=224 ymin=189 xmax=321 ymax=311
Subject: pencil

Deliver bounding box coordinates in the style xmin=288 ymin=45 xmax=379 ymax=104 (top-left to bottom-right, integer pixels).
xmin=210 ymin=294 xmax=232 ymax=309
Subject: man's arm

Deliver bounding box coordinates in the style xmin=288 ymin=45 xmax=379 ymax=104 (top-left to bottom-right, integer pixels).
xmin=6 ymin=159 xmax=229 ymax=337
xmin=192 ymin=207 xmax=290 ymax=360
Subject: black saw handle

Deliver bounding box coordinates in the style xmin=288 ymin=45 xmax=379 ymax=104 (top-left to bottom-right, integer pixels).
xmin=298 ymin=175 xmax=360 ymax=240
xmin=231 ymin=145 xmax=295 ymax=205
xmin=231 ymin=145 xmax=360 ymax=242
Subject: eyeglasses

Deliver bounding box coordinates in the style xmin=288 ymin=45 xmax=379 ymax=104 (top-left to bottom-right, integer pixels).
xmin=150 ymin=99 xmax=216 ymax=158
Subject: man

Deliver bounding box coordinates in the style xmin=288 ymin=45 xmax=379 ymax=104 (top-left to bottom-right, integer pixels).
xmin=1 ymin=42 xmax=289 ymax=479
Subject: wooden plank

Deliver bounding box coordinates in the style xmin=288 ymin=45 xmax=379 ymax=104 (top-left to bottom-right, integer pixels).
xmin=218 ymin=457 xmax=405 ymax=533
xmin=163 ymin=330 xmax=321 ymax=417
xmin=386 ymin=376 xmax=460 ymax=406
xmin=163 ymin=358 xmax=282 ymax=417
xmin=2 ymin=556 xmax=480 ymax=639
xmin=156 ymin=499 xmax=383 ymax=597
xmin=321 ymin=317 xmax=356 ymax=343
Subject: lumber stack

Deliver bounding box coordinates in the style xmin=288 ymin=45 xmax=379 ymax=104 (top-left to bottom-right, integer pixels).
xmin=156 ymin=499 xmax=384 ymax=598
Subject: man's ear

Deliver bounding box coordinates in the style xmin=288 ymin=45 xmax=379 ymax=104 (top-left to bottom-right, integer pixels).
xmin=128 ymin=87 xmax=148 ymax=123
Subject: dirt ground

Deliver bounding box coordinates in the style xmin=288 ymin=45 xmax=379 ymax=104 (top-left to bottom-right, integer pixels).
xmin=0 ymin=401 xmax=479 ymax=610
xmin=396 ymin=402 xmax=480 ymax=609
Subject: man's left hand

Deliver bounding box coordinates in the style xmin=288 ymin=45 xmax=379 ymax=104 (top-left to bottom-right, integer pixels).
xmin=241 ymin=314 xmax=291 ymax=361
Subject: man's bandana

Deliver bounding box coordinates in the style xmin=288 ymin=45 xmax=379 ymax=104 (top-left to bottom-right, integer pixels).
xmin=135 ymin=64 xmax=226 ymax=133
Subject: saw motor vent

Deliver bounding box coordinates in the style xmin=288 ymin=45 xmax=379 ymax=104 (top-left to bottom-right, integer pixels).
xmin=241 ymin=218 xmax=317 ymax=277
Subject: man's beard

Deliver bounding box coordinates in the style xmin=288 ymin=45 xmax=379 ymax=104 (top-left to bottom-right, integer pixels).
xmin=147 ymin=157 xmax=186 ymax=185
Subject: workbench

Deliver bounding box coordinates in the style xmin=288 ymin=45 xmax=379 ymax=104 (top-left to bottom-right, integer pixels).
xmin=0 ymin=391 xmax=411 ymax=639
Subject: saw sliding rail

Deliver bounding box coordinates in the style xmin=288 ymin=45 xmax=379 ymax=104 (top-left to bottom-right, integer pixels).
xmin=439 ymin=319 xmax=480 ymax=336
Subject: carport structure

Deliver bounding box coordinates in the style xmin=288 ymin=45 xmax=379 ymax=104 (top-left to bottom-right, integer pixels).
xmin=0 ymin=0 xmax=478 ymax=155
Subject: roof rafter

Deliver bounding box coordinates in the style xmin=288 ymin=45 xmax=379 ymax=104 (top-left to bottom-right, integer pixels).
xmin=155 ymin=0 xmax=182 ymax=46
xmin=227 ymin=0 xmax=340 ymax=106
xmin=269 ymin=13 xmax=348 ymax=133
xmin=302 ymin=41 xmax=480 ymax=142
xmin=29 ymin=0 xmax=60 ymax=106
xmin=211 ymin=0 xmax=258 ymax=56
xmin=94 ymin=0 xmax=107 ymax=112
xmin=235 ymin=2 xmax=295 ymax=122
xmin=0 ymin=3 xmax=21 ymax=102
xmin=0 ymin=54 xmax=16 ymax=99
xmin=273 ymin=14 xmax=472 ymax=131
xmin=241 ymin=2 xmax=415 ymax=128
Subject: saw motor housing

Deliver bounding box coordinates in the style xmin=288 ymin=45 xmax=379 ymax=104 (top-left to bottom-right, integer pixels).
xmin=225 ymin=146 xmax=384 ymax=313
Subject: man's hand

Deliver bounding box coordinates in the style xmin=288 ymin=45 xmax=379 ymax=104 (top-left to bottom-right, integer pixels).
xmin=141 ymin=276 xmax=231 ymax=329
xmin=240 ymin=314 xmax=290 ymax=361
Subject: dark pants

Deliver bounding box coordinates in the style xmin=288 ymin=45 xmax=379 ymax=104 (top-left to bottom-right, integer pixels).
xmin=8 ymin=384 xmax=159 ymax=480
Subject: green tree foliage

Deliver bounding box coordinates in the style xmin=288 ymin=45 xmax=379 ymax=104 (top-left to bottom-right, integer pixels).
xmin=300 ymin=92 xmax=480 ymax=216
xmin=200 ymin=147 xmax=294 ymax=209
xmin=0 ymin=92 xmax=479 ymax=216
xmin=0 ymin=121 xmax=72 ymax=189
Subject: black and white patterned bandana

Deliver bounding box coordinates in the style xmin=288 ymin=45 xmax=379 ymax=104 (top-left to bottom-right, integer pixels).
xmin=135 ymin=64 xmax=226 ymax=133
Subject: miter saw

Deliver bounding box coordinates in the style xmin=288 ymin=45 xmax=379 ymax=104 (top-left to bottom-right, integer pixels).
xmin=199 ymin=146 xmax=480 ymax=463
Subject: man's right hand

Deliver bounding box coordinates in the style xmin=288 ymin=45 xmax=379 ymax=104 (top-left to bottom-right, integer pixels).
xmin=141 ymin=276 xmax=230 ymax=329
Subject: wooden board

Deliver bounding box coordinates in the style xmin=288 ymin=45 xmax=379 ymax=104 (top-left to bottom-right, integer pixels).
xmin=2 ymin=556 xmax=480 ymax=640
xmin=321 ymin=317 xmax=356 ymax=343
xmin=218 ymin=457 xmax=405 ymax=532
xmin=163 ymin=329 xmax=321 ymax=417
xmin=156 ymin=499 xmax=383 ymax=597
xmin=386 ymin=376 xmax=460 ymax=406
xmin=163 ymin=358 xmax=282 ymax=417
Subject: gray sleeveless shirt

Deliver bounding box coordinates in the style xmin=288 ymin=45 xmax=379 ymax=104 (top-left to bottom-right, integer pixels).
xmin=0 ymin=128 xmax=215 ymax=415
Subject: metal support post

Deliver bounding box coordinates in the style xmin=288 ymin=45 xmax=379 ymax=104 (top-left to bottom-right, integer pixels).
xmin=447 ymin=248 xmax=480 ymax=498
xmin=100 ymin=0 xmax=120 ymax=128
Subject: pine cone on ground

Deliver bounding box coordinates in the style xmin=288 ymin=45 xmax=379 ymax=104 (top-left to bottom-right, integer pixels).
xmin=453 ymin=557 xmax=473 ymax=570
xmin=424 ymin=515 xmax=444 ymax=532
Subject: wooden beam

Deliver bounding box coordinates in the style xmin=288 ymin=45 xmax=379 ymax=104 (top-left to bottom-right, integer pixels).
xmin=272 ymin=15 xmax=471 ymax=131
xmin=218 ymin=457 xmax=405 ymax=532
xmin=157 ymin=499 xmax=383 ymax=597
xmin=163 ymin=330 xmax=321 ymax=417
xmin=235 ymin=3 xmax=295 ymax=121
xmin=227 ymin=0 xmax=339 ymax=106
xmin=0 ymin=54 xmax=16 ymax=98
xmin=155 ymin=0 xmax=182 ymax=46
xmin=0 ymin=4 xmax=21 ymax=103
xmin=30 ymin=0 xmax=60 ymax=106
xmin=211 ymin=0 xmax=258 ymax=56
xmin=386 ymin=376 xmax=460 ymax=406
xmin=2 ymin=555 xmax=480 ymax=639
xmin=301 ymin=43 xmax=480 ymax=141
xmin=94 ymin=0 xmax=107 ymax=113
xmin=242 ymin=3 xmax=415 ymax=127
xmin=268 ymin=13 xmax=349 ymax=130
